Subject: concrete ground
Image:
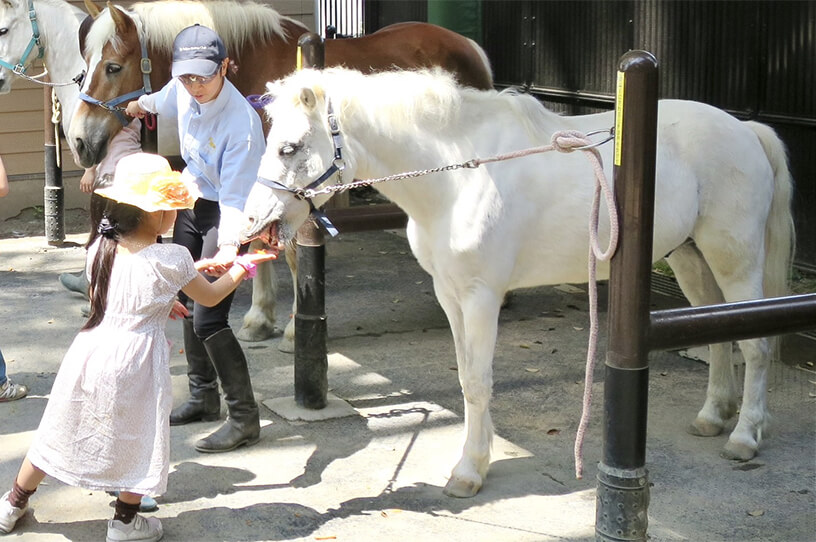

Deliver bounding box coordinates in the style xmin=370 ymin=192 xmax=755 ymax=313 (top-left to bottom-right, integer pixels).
xmin=0 ymin=229 xmax=814 ymax=542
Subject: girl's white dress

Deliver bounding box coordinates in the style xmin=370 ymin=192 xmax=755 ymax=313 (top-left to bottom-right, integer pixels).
xmin=28 ymin=241 xmax=198 ymax=496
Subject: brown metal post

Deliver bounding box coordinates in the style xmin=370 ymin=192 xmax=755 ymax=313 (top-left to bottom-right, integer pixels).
xmin=596 ymin=51 xmax=658 ymax=542
xmin=293 ymin=33 xmax=329 ymax=410
xmin=43 ymin=86 xmax=64 ymax=245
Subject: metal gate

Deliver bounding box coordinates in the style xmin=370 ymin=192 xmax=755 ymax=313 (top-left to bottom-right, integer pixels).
xmin=317 ymin=0 xmax=364 ymax=38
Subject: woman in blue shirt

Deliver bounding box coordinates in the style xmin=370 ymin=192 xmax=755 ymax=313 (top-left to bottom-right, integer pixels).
xmin=126 ymin=25 xmax=265 ymax=453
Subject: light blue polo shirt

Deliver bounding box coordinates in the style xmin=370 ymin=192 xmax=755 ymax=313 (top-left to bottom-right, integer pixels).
xmin=137 ymin=78 xmax=265 ymax=247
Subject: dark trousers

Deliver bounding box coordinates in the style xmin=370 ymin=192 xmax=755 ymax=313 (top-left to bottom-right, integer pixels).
xmin=173 ymin=198 xmax=235 ymax=339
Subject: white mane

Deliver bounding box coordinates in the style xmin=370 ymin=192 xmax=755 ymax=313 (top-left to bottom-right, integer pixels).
xmin=85 ymin=0 xmax=306 ymax=60
xmin=276 ymin=67 xmax=565 ymax=144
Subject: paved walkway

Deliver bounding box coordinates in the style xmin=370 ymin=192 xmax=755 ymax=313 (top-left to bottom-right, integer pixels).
xmin=0 ymin=230 xmax=814 ymax=541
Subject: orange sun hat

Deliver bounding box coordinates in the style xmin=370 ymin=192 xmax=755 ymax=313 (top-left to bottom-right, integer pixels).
xmin=95 ymin=152 xmax=201 ymax=212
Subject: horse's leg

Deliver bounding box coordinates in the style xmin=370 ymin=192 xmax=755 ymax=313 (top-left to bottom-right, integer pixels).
xmin=437 ymin=281 xmax=500 ymax=498
xmin=692 ymin=234 xmax=770 ymax=460
xmin=237 ymin=239 xmax=279 ymax=342
xmin=666 ymin=244 xmax=738 ymax=436
xmin=277 ymin=239 xmax=298 ymax=353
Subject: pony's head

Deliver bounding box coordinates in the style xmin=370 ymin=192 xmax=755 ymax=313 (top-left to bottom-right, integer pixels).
xmin=243 ymin=70 xmax=346 ymax=247
xmin=68 ymin=3 xmax=149 ymax=167
xmin=0 ymin=0 xmax=43 ymax=94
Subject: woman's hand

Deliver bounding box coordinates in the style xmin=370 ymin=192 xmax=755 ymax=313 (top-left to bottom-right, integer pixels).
xmin=125 ymin=101 xmax=146 ymax=119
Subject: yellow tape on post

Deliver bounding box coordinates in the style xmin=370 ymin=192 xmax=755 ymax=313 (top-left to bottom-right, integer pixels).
xmin=296 ymin=46 xmax=302 ymax=71
xmin=614 ymin=70 xmax=625 ymax=167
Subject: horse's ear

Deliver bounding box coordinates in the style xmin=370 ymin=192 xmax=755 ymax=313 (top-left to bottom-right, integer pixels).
xmin=107 ymin=1 xmax=132 ymax=34
xmin=83 ymin=0 xmax=101 ymax=18
xmin=299 ymin=87 xmax=317 ymax=110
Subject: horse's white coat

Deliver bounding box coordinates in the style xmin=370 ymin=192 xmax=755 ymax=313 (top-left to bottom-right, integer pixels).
xmin=0 ymin=0 xmax=86 ymax=147
xmin=244 ymin=68 xmax=794 ymax=497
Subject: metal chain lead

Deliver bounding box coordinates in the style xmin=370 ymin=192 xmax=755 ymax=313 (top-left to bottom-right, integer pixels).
xmin=12 ymin=67 xmax=80 ymax=87
xmin=302 ymin=160 xmax=480 ymax=199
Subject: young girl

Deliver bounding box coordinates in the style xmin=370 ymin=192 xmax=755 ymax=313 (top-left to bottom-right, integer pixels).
xmin=0 ymin=153 xmax=275 ymax=541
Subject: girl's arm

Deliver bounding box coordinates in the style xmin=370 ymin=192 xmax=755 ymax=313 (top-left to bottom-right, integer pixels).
xmin=181 ymin=264 xmax=246 ymax=308
xmin=181 ymin=252 xmax=275 ymax=307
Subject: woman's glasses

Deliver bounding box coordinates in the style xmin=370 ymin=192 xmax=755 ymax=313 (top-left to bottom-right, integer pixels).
xmin=178 ymin=72 xmax=219 ymax=86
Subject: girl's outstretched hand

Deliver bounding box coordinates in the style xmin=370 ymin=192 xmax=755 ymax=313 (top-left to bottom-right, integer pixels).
xmin=195 ymin=250 xmax=278 ymax=277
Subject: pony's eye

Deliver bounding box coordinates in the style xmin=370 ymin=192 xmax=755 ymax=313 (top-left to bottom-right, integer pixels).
xmin=0 ymin=28 xmax=8 ymax=36
xmin=279 ymin=143 xmax=298 ymax=156
xmin=105 ymin=63 xmax=122 ymax=75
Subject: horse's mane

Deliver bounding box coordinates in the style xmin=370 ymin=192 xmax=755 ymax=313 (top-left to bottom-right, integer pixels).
xmin=291 ymin=67 xmax=563 ymax=142
xmin=86 ymin=0 xmax=306 ymax=60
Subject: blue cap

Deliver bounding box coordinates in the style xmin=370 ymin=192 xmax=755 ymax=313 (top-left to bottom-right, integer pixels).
xmin=171 ymin=24 xmax=226 ymax=78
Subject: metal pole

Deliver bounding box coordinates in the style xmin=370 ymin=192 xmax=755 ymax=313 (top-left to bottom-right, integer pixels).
xmin=293 ymin=32 xmax=329 ymax=410
xmin=596 ymin=51 xmax=658 ymax=542
xmin=43 ymin=86 xmax=64 ymax=245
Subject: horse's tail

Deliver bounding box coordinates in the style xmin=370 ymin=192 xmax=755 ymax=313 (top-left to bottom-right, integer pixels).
xmin=745 ymin=121 xmax=796 ymax=302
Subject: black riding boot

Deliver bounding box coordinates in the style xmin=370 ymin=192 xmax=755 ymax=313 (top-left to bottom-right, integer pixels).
xmin=59 ymin=270 xmax=89 ymax=300
xmin=195 ymin=328 xmax=261 ymax=453
xmin=169 ymin=318 xmax=221 ymax=426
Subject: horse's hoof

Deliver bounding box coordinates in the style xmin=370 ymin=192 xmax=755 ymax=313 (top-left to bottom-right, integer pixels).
xmin=278 ymin=336 xmax=295 ymax=353
xmin=721 ymin=440 xmax=757 ymax=461
xmin=686 ymin=418 xmax=723 ymax=437
xmin=236 ymin=322 xmax=278 ymax=342
xmin=443 ymin=477 xmax=481 ymax=498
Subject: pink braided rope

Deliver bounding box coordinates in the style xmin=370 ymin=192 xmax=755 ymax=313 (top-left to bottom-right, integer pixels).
xmin=571 ymin=134 xmax=618 ymax=480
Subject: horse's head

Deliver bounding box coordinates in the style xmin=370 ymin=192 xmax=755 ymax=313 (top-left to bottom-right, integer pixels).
xmin=68 ymin=3 xmax=147 ymax=167
xmin=0 ymin=0 xmax=42 ymax=94
xmin=243 ymin=70 xmax=352 ymax=247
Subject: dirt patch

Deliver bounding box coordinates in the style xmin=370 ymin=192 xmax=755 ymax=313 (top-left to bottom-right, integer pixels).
xmin=0 ymin=206 xmax=92 ymax=241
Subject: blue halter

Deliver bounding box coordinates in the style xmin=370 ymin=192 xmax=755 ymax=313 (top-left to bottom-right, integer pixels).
xmin=0 ymin=0 xmax=45 ymax=75
xmin=78 ymin=31 xmax=153 ymax=126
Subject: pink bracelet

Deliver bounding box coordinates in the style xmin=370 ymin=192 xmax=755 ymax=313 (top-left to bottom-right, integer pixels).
xmin=234 ymin=255 xmax=257 ymax=280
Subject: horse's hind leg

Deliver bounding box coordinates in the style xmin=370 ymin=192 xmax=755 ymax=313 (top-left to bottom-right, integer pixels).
xmin=690 ymin=233 xmax=770 ymax=460
xmin=237 ymin=239 xmax=279 ymax=342
xmin=666 ymin=244 xmax=738 ymax=437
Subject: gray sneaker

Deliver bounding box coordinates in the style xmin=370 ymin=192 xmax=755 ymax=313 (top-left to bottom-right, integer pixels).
xmin=106 ymin=514 xmax=163 ymax=542
xmin=0 ymin=491 xmax=27 ymax=534
xmin=0 ymin=378 xmax=28 ymax=402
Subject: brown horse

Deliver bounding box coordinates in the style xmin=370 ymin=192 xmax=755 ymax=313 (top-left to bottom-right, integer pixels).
xmin=68 ymin=0 xmax=492 ymax=347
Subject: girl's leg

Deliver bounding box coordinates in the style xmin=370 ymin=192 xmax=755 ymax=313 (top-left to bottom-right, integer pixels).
xmin=0 ymin=457 xmax=45 ymax=533
xmin=113 ymin=492 xmax=142 ymax=525
xmin=15 ymin=458 xmax=46 ymax=492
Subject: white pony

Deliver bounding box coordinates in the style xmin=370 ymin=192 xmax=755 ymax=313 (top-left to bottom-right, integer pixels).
xmin=251 ymin=67 xmax=796 ymax=497
xmin=0 ymin=0 xmax=86 ymax=146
